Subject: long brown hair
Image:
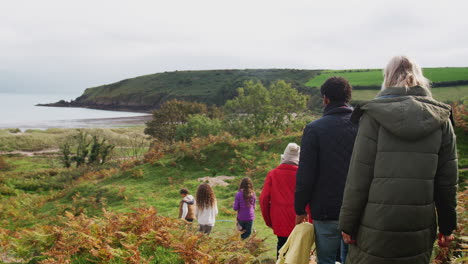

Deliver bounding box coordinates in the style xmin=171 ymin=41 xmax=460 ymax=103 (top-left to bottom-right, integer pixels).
xmin=239 ymin=177 xmax=254 ymax=207
xmin=196 ymin=183 xmax=216 ymax=211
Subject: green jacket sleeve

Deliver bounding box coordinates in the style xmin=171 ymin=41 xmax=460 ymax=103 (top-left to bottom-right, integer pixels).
xmin=435 ymin=120 xmax=458 ymax=236
xmin=339 ymin=114 xmax=379 ymax=237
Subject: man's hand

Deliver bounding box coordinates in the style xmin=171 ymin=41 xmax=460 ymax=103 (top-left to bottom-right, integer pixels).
xmin=438 ymin=233 xmax=455 ymax=248
xmin=295 ymin=214 xmax=307 ymax=225
xmin=342 ymin=232 xmax=356 ymax=244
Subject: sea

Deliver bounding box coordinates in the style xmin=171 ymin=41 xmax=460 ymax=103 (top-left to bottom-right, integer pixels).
xmin=0 ymin=93 xmax=150 ymax=130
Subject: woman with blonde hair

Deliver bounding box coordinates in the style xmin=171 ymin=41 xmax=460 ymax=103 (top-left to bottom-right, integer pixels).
xmin=339 ymin=56 xmax=458 ymax=264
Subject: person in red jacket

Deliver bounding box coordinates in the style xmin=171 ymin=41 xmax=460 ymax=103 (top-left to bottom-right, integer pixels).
xmin=260 ymin=143 xmax=303 ymax=258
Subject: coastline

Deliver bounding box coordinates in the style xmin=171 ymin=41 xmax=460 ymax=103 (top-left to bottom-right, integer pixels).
xmin=36 ymin=102 xmax=154 ymax=113
xmin=0 ymin=115 xmax=152 ymax=130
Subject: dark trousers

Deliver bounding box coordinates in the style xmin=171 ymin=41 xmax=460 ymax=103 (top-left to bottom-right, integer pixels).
xmin=277 ymin=236 xmax=288 ymax=259
xmin=238 ymin=220 xmax=253 ymax=239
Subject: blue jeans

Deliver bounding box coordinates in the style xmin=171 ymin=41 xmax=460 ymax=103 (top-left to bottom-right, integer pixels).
xmin=238 ymin=220 xmax=253 ymax=239
xmin=314 ymin=220 xmax=348 ymax=264
xmin=341 ymin=240 xmax=348 ymax=264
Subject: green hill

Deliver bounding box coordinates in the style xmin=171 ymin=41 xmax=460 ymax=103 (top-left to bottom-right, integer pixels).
xmin=65 ymin=69 xmax=319 ymax=112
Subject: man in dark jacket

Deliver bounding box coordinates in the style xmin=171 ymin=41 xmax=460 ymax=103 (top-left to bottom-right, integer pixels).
xmin=295 ymin=77 xmax=358 ymax=264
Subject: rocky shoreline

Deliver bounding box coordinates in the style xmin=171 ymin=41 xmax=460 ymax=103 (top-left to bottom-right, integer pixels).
xmin=36 ymin=101 xmax=153 ymax=113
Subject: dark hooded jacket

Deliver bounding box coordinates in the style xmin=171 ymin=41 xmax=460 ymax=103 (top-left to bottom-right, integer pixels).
xmin=295 ymin=102 xmax=358 ymax=220
xmin=339 ymin=86 xmax=458 ymax=264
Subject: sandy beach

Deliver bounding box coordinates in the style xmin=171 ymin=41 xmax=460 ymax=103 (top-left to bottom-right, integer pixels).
xmin=0 ymin=115 xmax=152 ymax=130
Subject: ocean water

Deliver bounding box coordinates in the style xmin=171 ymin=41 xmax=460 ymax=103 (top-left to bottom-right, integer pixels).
xmin=0 ymin=93 xmax=148 ymax=129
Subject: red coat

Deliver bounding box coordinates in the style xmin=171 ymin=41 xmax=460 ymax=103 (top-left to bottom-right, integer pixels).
xmin=260 ymin=164 xmax=299 ymax=237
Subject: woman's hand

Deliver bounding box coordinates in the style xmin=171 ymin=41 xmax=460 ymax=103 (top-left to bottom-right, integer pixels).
xmin=342 ymin=232 xmax=356 ymax=244
xmin=438 ymin=233 xmax=455 ymax=248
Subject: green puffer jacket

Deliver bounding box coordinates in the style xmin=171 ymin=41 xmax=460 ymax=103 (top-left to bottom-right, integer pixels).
xmin=339 ymin=86 xmax=458 ymax=264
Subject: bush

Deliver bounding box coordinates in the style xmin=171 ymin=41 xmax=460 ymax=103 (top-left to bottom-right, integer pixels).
xmin=60 ymin=131 xmax=115 ymax=168
xmin=0 ymin=207 xmax=267 ymax=263
xmin=7 ymin=128 xmax=21 ymax=134
xmin=144 ymin=99 xmax=208 ymax=142
xmin=0 ymin=157 xmax=10 ymax=171
xmin=225 ymin=80 xmax=308 ymax=137
xmin=175 ymin=114 xmax=223 ymax=141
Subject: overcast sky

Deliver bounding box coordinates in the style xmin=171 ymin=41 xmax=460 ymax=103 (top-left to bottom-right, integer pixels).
xmin=1 ymin=0 xmax=467 ymax=94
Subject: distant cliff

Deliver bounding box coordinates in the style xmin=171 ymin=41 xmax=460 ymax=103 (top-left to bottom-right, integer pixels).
xmin=40 ymin=69 xmax=319 ymax=112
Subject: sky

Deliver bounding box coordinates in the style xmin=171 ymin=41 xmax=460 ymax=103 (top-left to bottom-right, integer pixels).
xmin=1 ymin=0 xmax=467 ymax=94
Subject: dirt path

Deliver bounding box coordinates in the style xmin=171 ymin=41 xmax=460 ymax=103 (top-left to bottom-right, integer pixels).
xmin=0 ymin=148 xmax=60 ymax=157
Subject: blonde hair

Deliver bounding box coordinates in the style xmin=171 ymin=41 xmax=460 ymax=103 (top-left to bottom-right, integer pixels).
xmin=381 ymin=56 xmax=431 ymax=94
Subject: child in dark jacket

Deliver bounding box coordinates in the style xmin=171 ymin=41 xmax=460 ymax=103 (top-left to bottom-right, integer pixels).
xmin=233 ymin=177 xmax=256 ymax=239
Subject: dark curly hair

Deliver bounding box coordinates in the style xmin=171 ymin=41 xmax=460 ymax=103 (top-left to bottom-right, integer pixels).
xmin=239 ymin=177 xmax=254 ymax=207
xmin=196 ymin=183 xmax=216 ymax=211
xmin=320 ymin=76 xmax=352 ymax=103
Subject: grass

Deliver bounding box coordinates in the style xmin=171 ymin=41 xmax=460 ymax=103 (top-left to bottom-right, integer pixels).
xmin=0 ymin=125 xmax=466 ymax=263
xmin=0 ymin=132 xmax=305 ymax=261
xmin=306 ymin=67 xmax=468 ymax=87
xmin=351 ymin=85 xmax=468 ymax=103
xmin=0 ymin=127 xmax=148 ymax=152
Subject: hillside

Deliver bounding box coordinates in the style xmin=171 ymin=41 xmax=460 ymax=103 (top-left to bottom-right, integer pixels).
xmin=44 ymin=69 xmax=318 ymax=112
xmin=0 ymin=131 xmax=308 ymax=263
xmin=41 ymin=67 xmax=468 ymax=112
xmin=0 ymin=124 xmax=467 ymax=263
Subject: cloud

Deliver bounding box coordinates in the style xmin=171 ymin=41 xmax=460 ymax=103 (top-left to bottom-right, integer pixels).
xmin=1 ymin=0 xmax=467 ymax=93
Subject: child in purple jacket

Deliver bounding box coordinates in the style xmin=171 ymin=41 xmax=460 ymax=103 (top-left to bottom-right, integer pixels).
xmin=233 ymin=177 xmax=256 ymax=239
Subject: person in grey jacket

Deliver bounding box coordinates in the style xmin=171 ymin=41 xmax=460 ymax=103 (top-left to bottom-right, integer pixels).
xmin=340 ymin=56 xmax=458 ymax=264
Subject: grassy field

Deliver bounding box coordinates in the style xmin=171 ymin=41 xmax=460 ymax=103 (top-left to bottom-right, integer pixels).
xmin=351 ymin=85 xmax=468 ymax=102
xmin=0 ymin=132 xmax=308 ymax=262
xmin=306 ymin=67 xmax=468 ymax=87
xmin=0 ymin=127 xmax=149 ymax=152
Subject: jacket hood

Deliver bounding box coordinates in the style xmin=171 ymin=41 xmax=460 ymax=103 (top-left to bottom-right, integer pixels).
xmin=357 ymin=86 xmax=451 ymax=140
xmin=183 ymin=195 xmax=195 ymax=204
xmin=323 ymin=102 xmax=353 ymax=116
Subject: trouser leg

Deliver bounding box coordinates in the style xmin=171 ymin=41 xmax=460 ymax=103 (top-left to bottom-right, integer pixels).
xmin=277 ymin=236 xmax=288 ymax=259
xmin=313 ymin=220 xmax=341 ymax=264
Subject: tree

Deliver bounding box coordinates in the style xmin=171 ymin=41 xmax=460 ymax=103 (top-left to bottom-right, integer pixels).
xmin=175 ymin=114 xmax=223 ymax=141
xmin=224 ymin=80 xmax=308 ymax=136
xmin=224 ymin=81 xmax=272 ymax=136
xmin=87 ymin=136 xmax=115 ymax=165
xmin=144 ymin=99 xmax=208 ymax=142
xmin=60 ymin=131 xmax=115 ymax=168
xmin=269 ymin=80 xmax=308 ymax=130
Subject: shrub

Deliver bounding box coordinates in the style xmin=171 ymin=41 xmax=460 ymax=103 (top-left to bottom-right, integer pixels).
xmin=144 ymin=100 xmax=208 ymax=142
xmin=453 ymin=103 xmax=468 ymax=131
xmin=7 ymin=128 xmax=21 ymax=134
xmin=0 ymin=156 xmax=10 ymax=171
xmin=225 ymin=80 xmax=308 ymax=137
xmin=0 ymin=207 xmax=266 ymax=263
xmin=60 ymin=131 xmax=115 ymax=168
xmin=175 ymin=114 xmax=223 ymax=141
xmin=131 ymin=168 xmax=144 ymax=179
